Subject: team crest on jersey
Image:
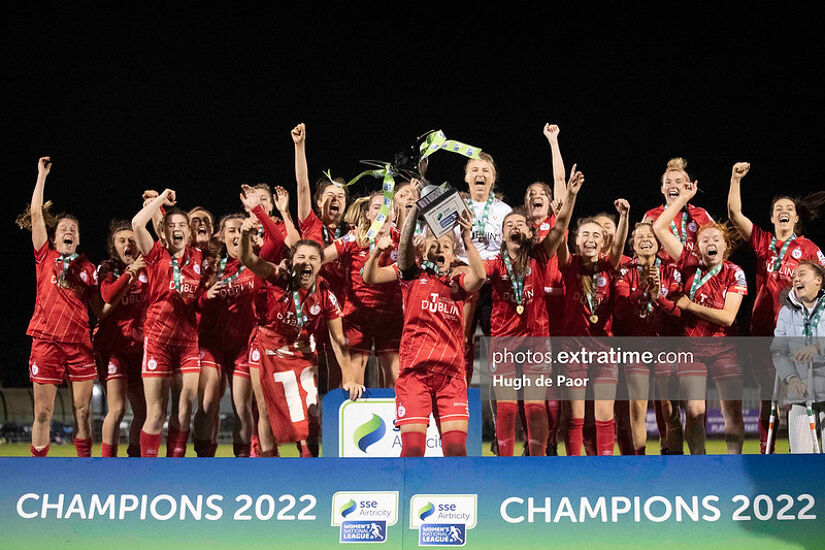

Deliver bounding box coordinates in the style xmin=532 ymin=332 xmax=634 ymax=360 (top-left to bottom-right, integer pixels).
xmin=596 ymin=276 xmax=608 ymax=288
xmin=390 ymin=250 xmax=398 ymax=261
xmin=194 ymin=263 xmax=201 ymax=274
xmin=80 ymin=271 xmax=89 ymax=283
xmin=343 ymin=233 xmax=356 ymax=243
xmin=397 ymin=405 xmax=406 ymax=418
xmin=139 ymin=273 xmax=148 ymax=283
xmin=539 ymin=222 xmax=550 ymax=231
xmin=147 ymin=358 xmax=158 ymax=371
xmin=661 ymin=288 xmax=669 ymax=297
xmin=525 ymin=266 xmax=532 ymax=277
xmin=673 ymin=270 xmax=682 ymax=283
xmin=620 ymin=268 xmax=628 ymax=276
xmin=251 ymin=349 xmax=260 ymax=362
xmin=310 ymin=304 xmax=321 ymax=316
xmin=31 ymin=363 xmax=39 ymax=376
xmin=199 ymin=350 xmax=206 ymax=359
xmin=420 ymin=278 xmax=428 ymax=285
xmin=819 ymin=250 xmax=825 ymax=265
xmin=792 ymin=248 xmax=803 ymax=260
xmin=688 ymin=221 xmax=698 ymax=232
xmin=108 ymin=363 xmax=117 ymax=375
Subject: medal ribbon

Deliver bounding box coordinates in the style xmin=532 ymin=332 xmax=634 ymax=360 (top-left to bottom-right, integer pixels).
xmin=769 ymin=234 xmax=797 ymax=272
xmin=688 ymin=263 xmax=722 ymax=300
xmin=322 ymin=225 xmax=342 ymax=247
xmin=170 ymin=253 xmax=190 ymax=293
xmin=421 ymin=260 xmax=440 ymax=275
xmin=55 ymin=253 xmax=78 ymax=285
xmin=218 ymin=257 xmax=245 ymax=284
xmin=802 ymin=296 xmax=825 ymax=344
xmin=584 ymin=270 xmax=605 ymax=318
xmin=637 ymin=258 xmax=661 ymax=315
xmin=466 ymin=194 xmax=494 ymax=240
xmin=501 ymin=253 xmax=524 ymax=310
xmin=292 ymin=289 xmax=307 ymax=335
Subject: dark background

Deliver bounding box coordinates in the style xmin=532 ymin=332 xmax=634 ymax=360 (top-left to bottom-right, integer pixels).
xmin=2 ymin=6 xmax=823 ymax=386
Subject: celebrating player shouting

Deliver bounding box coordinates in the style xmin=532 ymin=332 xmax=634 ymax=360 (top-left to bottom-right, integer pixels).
xmin=19 ymin=157 xmax=99 ymax=457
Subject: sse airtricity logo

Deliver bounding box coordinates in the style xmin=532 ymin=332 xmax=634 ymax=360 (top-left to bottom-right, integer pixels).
xmin=410 ymin=494 xmax=477 ymax=547
xmin=332 ymin=491 xmax=398 ymax=544
xmin=353 ymin=414 xmax=386 ymax=453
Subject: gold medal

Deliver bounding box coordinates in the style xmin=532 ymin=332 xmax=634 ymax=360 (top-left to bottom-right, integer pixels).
xmin=516 ymin=304 xmax=524 ymax=315
xmin=589 ymin=314 xmax=599 ymax=324
xmin=58 ymin=276 xmax=70 ymax=288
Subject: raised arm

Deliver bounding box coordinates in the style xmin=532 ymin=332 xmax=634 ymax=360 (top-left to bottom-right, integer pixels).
xmin=362 ymin=234 xmax=398 ymax=285
xmin=30 ymin=157 xmax=51 ymax=249
xmin=652 ymin=185 xmax=695 ymax=261
xmin=458 ymin=210 xmax=486 ymax=292
xmin=397 ymin=203 xmax=420 ymax=273
xmin=132 ymin=188 xmax=175 ymax=255
xmin=543 ymin=165 xmax=583 ymax=259
xmin=291 ymin=123 xmax=313 ymax=223
xmin=727 ymin=162 xmax=754 ymax=241
xmin=239 ymin=217 xmax=274 ymax=280
xmin=273 ymin=185 xmax=300 ymax=247
xmin=543 ymin=124 xmax=567 ymax=202
xmin=610 ymin=199 xmax=630 ymax=269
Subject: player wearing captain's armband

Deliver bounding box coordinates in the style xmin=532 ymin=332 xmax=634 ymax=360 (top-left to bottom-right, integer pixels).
xmin=133 ymin=189 xmax=212 ymax=458
xmin=728 ymin=161 xmax=825 ymax=453
xmin=654 ymin=182 xmax=747 ymax=455
xmin=489 ymin=168 xmax=580 ymax=457
xmin=362 ymin=205 xmax=486 ymax=457
xmin=240 ymin=218 xmax=362 ymax=457
xmin=18 ymin=157 xmax=99 ymax=457
xmin=95 ymin=220 xmax=148 ymax=457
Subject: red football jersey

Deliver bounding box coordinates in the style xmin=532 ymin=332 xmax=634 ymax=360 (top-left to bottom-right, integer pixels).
xmin=256 ymin=275 xmax=342 ymax=352
xmin=252 ymin=205 xmax=289 ymax=264
xmin=675 ymin=248 xmax=747 ymax=337
xmin=749 ymin=224 xmax=825 ymax=336
xmin=533 ymin=216 xmax=566 ymax=336
xmin=27 ymin=242 xmax=98 ymax=344
xmin=333 ymin=229 xmax=402 ymax=316
xmin=299 ymin=210 xmax=349 ymax=304
xmin=486 ymin=248 xmax=549 ymax=337
xmin=398 ymin=265 xmax=472 ymax=379
xmin=614 ymin=258 xmax=682 ymax=336
xmin=559 ymin=255 xmax=617 ymax=336
xmin=644 ymin=204 xmax=713 ymax=257
xmin=143 ymin=241 xmax=209 ymax=346
xmin=198 ymin=257 xmax=258 ymax=348
xmin=94 ymin=263 xmax=148 ymax=353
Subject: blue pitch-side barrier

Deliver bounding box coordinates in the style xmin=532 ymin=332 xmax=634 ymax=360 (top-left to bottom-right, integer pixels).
xmin=0 ymin=455 xmax=822 ymax=549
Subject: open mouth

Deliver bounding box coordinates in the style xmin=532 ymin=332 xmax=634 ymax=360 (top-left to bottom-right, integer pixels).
xmin=667 ymin=189 xmax=680 ymax=199
xmin=639 ymin=242 xmax=654 ymax=251
xmin=706 ymin=246 xmax=718 ymax=259
xmin=172 ymin=232 xmax=185 ymax=246
xmin=509 ymin=231 xmax=524 ymax=243
xmin=435 ymin=254 xmax=447 ymax=268
xmin=583 ymin=243 xmax=597 ymax=253
xmin=329 ymin=203 xmax=340 ymax=214
xmin=779 ymin=214 xmax=790 ymax=223
xmin=796 ymin=283 xmax=805 ymax=292
xmin=63 ymin=237 xmax=73 ymax=246
xmin=123 ymin=249 xmax=134 ymax=260
xmin=474 ymin=178 xmax=486 ymax=188
xmin=531 ymin=198 xmax=545 ymax=209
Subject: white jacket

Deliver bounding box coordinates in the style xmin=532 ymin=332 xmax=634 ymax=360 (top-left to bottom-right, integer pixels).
xmin=771 ymin=289 xmax=825 ymax=403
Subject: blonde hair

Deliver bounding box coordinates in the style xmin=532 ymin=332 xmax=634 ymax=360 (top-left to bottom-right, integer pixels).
xmin=661 ymin=157 xmax=690 ymax=183
xmin=348 ymin=192 xmax=383 ymax=248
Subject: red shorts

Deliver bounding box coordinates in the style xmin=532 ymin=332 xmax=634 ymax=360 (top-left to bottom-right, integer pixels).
xmin=96 ymin=348 xmax=143 ymax=385
xmin=258 ymin=349 xmax=318 ymax=443
xmin=395 ymin=370 xmax=470 ymax=426
xmin=556 ymin=339 xmax=618 ymax=385
xmin=29 ymin=338 xmax=96 ymax=384
xmin=678 ymin=341 xmax=741 ymax=381
xmin=141 ymin=337 xmax=201 ymax=377
xmin=201 ymin=345 xmax=251 ymax=378
xmin=343 ymin=310 xmax=403 ymax=354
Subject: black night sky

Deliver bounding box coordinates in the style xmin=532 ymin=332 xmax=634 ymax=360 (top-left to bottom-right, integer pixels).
xmin=2 ymin=5 xmax=823 ymax=385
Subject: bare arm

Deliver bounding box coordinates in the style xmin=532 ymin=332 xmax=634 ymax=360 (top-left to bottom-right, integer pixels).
xmin=543 ymin=124 xmax=567 ymax=202
xmin=132 ymin=189 xmax=175 ymax=255
xmin=727 ymin=162 xmax=754 ymax=241
xmin=397 ymin=204 xmax=420 ymax=273
xmin=239 ymin=218 xmax=274 ymax=280
xmin=652 ymin=186 xmax=695 ymax=262
xmin=458 ymin=210 xmax=486 ymax=292
xmin=543 ymin=165 xmax=583 ymax=258
xmin=362 ymin=235 xmax=398 ymax=284
xmin=273 ymin=185 xmax=300 ymax=247
xmin=291 ymin=123 xmax=313 ymax=223
xmin=610 ymin=199 xmax=630 ymax=269
xmin=677 ymin=291 xmax=743 ymax=327
xmin=30 ymin=157 xmax=51 ymax=250
xmin=328 ymin=317 xmax=364 ymax=400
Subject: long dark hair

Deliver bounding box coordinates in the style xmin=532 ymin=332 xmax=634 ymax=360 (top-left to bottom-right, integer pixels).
xmin=98 ymin=219 xmax=132 ymax=279
xmin=770 ymin=191 xmax=825 ymax=234
xmin=499 ymin=208 xmax=533 ymax=278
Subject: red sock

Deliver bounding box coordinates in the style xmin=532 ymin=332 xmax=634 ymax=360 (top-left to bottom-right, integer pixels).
xmin=170 ymin=429 xmax=189 ymax=457
xmin=299 ymin=442 xmax=312 ymax=458
xmin=635 ymin=445 xmax=647 ymax=455
xmin=495 ymin=402 xmax=518 ymax=456
xmin=441 ymin=430 xmax=466 ymax=456
xmin=140 ymin=430 xmax=162 ymax=457
xmin=250 ymin=434 xmax=261 ymax=458
xmin=73 ymin=437 xmax=92 ymax=457
xmin=127 ymin=443 xmax=141 ymax=457
xmin=101 ymin=442 xmax=117 ymax=457
xmin=595 ymin=419 xmax=615 ymax=455
xmin=614 ymin=401 xmax=635 ymax=456
xmin=400 ymin=431 xmax=426 ymax=457
xmin=194 ymin=438 xmax=212 ymax=457
xmin=165 ymin=425 xmax=179 ymax=458
xmin=261 ymin=449 xmax=279 ymax=457
xmin=525 ymin=403 xmax=548 ymax=457
xmin=233 ymin=442 xmax=251 ymax=457
xmin=546 ymin=400 xmax=561 ymax=451
xmin=30 ymin=444 xmax=50 ymax=457
xmin=583 ymin=402 xmax=597 ymax=455
xmin=565 ymin=417 xmax=584 ymax=456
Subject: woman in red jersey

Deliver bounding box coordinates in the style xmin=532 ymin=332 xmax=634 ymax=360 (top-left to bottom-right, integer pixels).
xmin=654 ymin=184 xmax=747 ymax=454
xmin=193 ymin=213 xmax=259 ymax=457
xmin=363 ymin=206 xmax=486 ymax=457
xmin=728 ymin=161 xmax=825 ymax=453
xmin=292 ymin=123 xmax=351 ymax=391
xmin=323 ymin=192 xmax=403 ymax=387
xmin=643 ymin=158 xmax=713 ymax=258
xmin=613 ymin=222 xmax=684 ymax=454
xmin=489 ymin=169 xmax=582 ymax=457
xmin=242 ymin=182 xmax=300 ymax=261
xmin=95 ymin=220 xmax=148 ymax=457
xmin=188 ymin=206 xmax=216 ymax=251
xmin=556 ymin=182 xmax=630 ymax=456
xmin=18 ymin=157 xmax=98 ymax=457
xmin=240 ymin=219 xmax=362 ymax=456
xmin=132 ymin=189 xmax=211 ymax=457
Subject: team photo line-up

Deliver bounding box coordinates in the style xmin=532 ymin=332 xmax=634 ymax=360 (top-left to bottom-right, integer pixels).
xmin=16 ymin=123 xmax=825 ymax=459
